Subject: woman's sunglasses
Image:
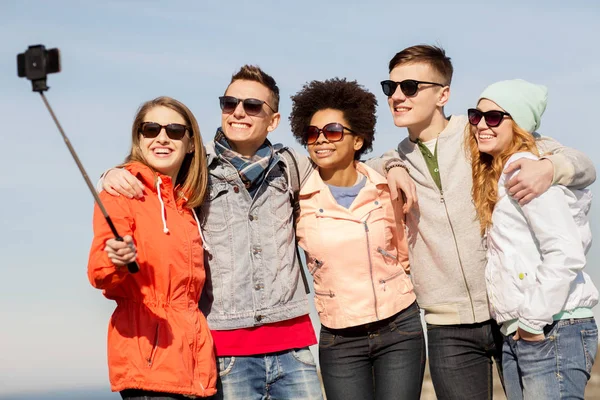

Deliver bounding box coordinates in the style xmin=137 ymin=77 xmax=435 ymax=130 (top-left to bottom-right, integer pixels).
xmin=380 ymin=79 xmax=445 ymax=97
xmin=219 ymin=96 xmax=276 ymax=116
xmin=467 ymin=109 xmax=511 ymax=128
xmin=139 ymin=122 xmax=189 ymax=140
xmin=304 ymin=122 xmax=354 ymax=145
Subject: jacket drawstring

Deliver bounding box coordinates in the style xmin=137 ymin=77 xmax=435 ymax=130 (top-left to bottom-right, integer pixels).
xmin=156 ymin=177 xmax=208 ymax=250
xmin=156 ymin=177 xmax=169 ymax=234
xmin=192 ymin=209 xmax=210 ymax=252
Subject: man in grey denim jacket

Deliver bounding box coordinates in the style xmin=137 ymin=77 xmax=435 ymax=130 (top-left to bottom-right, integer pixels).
xmin=104 ymin=66 xmax=323 ymax=400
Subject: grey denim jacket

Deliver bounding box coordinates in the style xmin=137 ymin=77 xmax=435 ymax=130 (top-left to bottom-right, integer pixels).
xmin=198 ymin=141 xmax=310 ymax=330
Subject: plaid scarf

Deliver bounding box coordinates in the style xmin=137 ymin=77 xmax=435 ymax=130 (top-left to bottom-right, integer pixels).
xmin=214 ymin=127 xmax=275 ymax=196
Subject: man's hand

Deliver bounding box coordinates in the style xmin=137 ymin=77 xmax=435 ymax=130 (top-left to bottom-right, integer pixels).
xmin=105 ymin=235 xmax=137 ymax=268
xmin=386 ymin=167 xmax=417 ymax=213
xmin=103 ymin=168 xmax=145 ymax=199
xmin=513 ymin=327 xmax=545 ymax=342
xmin=505 ymin=158 xmax=554 ymax=206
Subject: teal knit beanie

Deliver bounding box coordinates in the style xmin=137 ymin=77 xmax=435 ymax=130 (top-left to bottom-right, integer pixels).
xmin=479 ymin=79 xmax=548 ymax=133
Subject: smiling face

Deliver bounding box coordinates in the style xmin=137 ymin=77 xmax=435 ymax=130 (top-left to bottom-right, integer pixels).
xmin=387 ymin=62 xmax=449 ymax=133
xmin=474 ymin=99 xmax=514 ymax=157
xmin=138 ymin=106 xmax=194 ymax=180
xmin=221 ymin=79 xmax=280 ymax=156
xmin=306 ymin=109 xmax=363 ymax=172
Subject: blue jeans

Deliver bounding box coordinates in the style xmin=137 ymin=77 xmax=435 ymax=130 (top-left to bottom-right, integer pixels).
xmin=318 ymin=302 xmax=426 ymax=400
xmin=209 ymin=347 xmax=323 ymax=400
xmin=427 ymin=319 xmax=505 ymax=400
xmin=503 ymin=317 xmax=598 ymax=400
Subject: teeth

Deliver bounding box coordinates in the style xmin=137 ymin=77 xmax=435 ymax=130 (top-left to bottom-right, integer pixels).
xmin=479 ymin=134 xmax=495 ymax=140
xmin=316 ymin=149 xmax=334 ymax=154
xmin=394 ymin=107 xmax=410 ymax=112
xmin=231 ymin=123 xmax=249 ymax=128
xmin=154 ymin=149 xmax=171 ymax=154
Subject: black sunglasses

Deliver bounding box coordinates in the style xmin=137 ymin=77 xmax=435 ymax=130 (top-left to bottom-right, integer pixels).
xmin=467 ymin=109 xmax=511 ymax=128
xmin=219 ymin=96 xmax=276 ymax=116
xmin=304 ymin=122 xmax=354 ymax=145
xmin=380 ymin=79 xmax=445 ymax=97
xmin=139 ymin=122 xmax=190 ymax=140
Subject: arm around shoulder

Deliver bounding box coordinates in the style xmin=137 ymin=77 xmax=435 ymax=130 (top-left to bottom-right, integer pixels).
xmin=364 ymin=148 xmax=402 ymax=176
xmin=285 ymin=147 xmax=316 ymax=188
xmin=389 ymin=195 xmax=410 ymax=274
xmin=535 ymin=135 xmax=596 ymax=189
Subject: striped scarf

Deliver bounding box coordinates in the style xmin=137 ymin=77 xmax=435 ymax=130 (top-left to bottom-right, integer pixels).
xmin=214 ymin=128 xmax=275 ymax=196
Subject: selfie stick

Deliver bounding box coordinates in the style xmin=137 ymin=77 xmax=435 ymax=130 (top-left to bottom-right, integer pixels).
xmin=18 ymin=44 xmax=138 ymax=272
xmin=37 ymin=93 xmax=140 ymax=273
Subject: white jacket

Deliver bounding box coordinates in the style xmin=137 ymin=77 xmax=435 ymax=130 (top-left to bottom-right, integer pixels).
xmin=485 ymin=152 xmax=598 ymax=334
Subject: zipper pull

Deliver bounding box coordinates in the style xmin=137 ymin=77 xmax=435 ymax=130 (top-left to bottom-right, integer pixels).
xmin=363 ymin=221 xmax=369 ymax=232
xmin=380 ymin=279 xmax=386 ymax=291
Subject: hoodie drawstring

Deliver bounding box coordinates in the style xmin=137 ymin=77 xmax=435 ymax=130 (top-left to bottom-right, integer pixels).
xmin=192 ymin=209 xmax=210 ymax=252
xmin=156 ymin=177 xmax=209 ymax=251
xmin=156 ymin=177 xmax=169 ymax=234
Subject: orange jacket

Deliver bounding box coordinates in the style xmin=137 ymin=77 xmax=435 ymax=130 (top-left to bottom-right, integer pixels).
xmin=88 ymin=162 xmax=216 ymax=397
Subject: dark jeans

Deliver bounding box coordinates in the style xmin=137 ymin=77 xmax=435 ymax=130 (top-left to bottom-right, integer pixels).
xmin=427 ymin=319 xmax=505 ymax=400
xmin=318 ymin=301 xmax=426 ymax=400
xmin=120 ymin=389 xmax=191 ymax=400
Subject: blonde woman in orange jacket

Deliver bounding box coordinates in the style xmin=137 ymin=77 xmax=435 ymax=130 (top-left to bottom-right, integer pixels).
xmin=289 ymin=79 xmax=425 ymax=400
xmin=88 ymin=97 xmax=217 ymax=399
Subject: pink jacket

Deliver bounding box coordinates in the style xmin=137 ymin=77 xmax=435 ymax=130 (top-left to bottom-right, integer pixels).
xmin=296 ymin=162 xmax=416 ymax=329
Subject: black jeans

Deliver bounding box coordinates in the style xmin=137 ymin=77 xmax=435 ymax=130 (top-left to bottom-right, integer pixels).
xmin=318 ymin=301 xmax=426 ymax=400
xmin=120 ymin=389 xmax=191 ymax=400
xmin=427 ymin=319 xmax=505 ymax=400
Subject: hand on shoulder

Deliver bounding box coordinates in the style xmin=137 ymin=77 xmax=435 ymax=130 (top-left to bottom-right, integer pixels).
xmin=103 ymin=168 xmax=145 ymax=199
xmin=504 ymin=153 xmax=553 ymax=206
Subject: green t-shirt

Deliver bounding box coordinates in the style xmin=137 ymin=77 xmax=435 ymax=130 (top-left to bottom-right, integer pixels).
xmin=416 ymin=139 xmax=442 ymax=191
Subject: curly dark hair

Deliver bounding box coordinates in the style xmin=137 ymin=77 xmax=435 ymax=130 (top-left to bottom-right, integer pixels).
xmin=289 ymin=78 xmax=377 ymax=160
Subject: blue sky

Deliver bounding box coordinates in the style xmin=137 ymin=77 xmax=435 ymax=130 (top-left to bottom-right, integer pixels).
xmin=0 ymin=0 xmax=599 ymax=397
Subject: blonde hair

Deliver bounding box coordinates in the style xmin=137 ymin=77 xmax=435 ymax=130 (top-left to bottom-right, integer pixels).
xmin=123 ymin=96 xmax=208 ymax=209
xmin=466 ymin=120 xmax=539 ymax=235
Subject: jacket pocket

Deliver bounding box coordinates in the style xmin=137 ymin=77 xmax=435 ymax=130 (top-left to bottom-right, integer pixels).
xmin=489 ymin=251 xmax=531 ymax=316
xmin=315 ymin=289 xmax=335 ymax=298
xmin=485 ymin=262 xmax=499 ymax=317
xmin=145 ymin=323 xmax=161 ymax=368
xmin=202 ymin=183 xmax=230 ymax=233
xmin=314 ymin=289 xmax=335 ymax=321
xmin=266 ymin=175 xmax=292 ymax=222
xmin=308 ymin=257 xmax=324 ymax=276
xmin=379 ymin=269 xmax=410 ymax=293
xmin=377 ymin=247 xmax=398 ymax=261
